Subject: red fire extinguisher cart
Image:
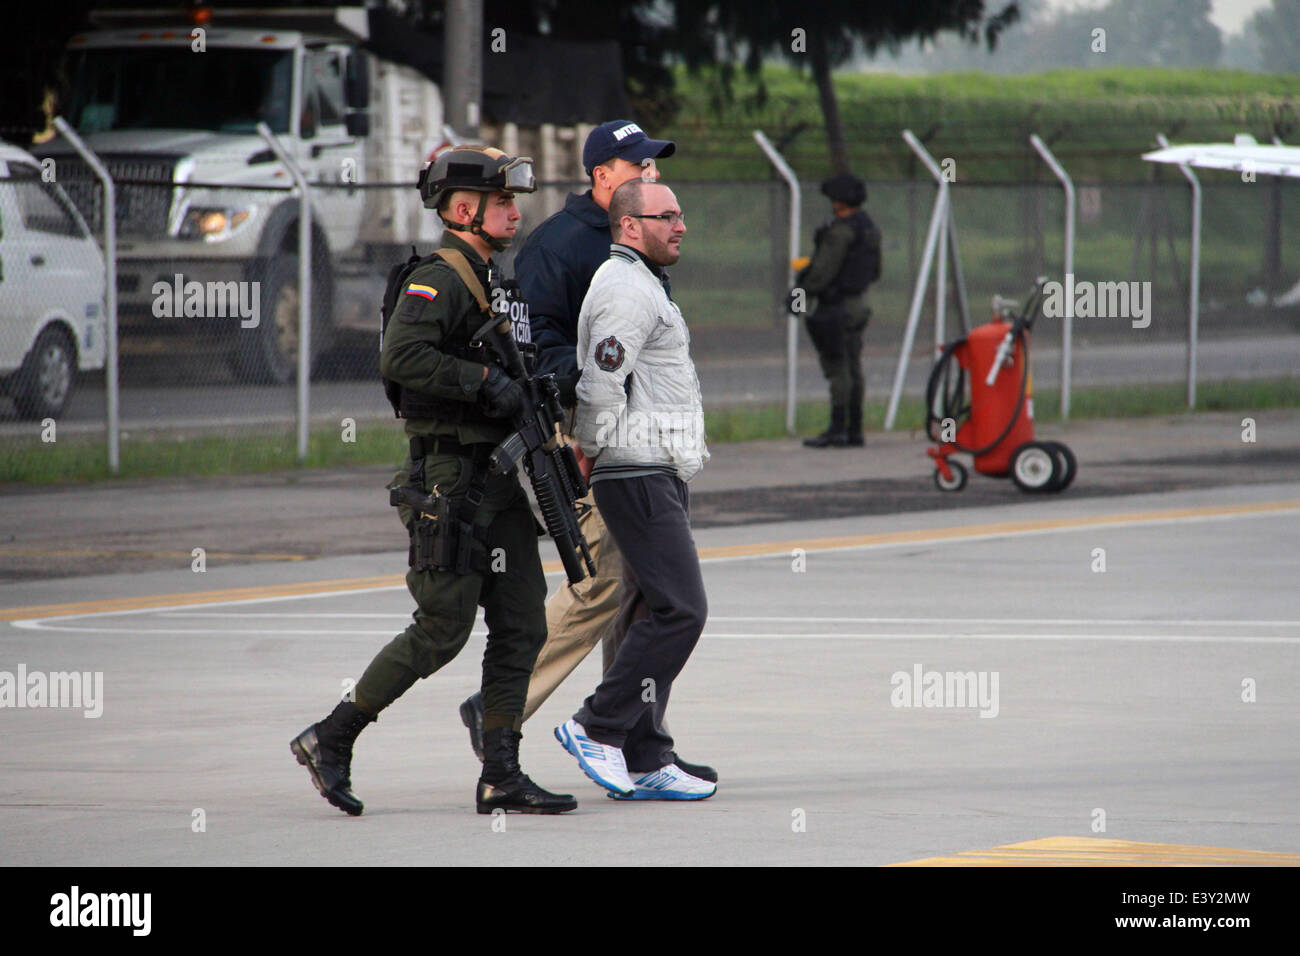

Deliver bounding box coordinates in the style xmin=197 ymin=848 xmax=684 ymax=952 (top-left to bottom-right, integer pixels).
xmin=925 ymin=280 xmax=1077 ymax=493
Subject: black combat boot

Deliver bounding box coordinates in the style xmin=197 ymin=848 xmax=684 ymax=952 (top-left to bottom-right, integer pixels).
xmin=803 ymin=405 xmax=850 ymax=448
xmin=476 ymin=726 xmax=577 ymax=814
xmin=291 ymin=700 xmax=373 ymax=816
xmin=846 ymin=382 xmax=865 ymax=447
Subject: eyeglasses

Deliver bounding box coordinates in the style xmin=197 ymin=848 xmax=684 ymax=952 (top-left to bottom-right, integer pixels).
xmin=633 ymin=211 xmax=685 ymax=225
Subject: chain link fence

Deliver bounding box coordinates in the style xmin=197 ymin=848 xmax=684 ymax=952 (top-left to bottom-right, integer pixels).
xmin=2 ymin=152 xmax=1297 ymax=467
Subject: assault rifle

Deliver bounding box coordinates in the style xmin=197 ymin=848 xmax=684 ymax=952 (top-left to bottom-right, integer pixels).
xmin=471 ymin=292 xmax=595 ymax=585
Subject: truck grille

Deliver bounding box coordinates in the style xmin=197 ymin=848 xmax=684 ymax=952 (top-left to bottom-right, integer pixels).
xmin=58 ymin=155 xmax=179 ymax=238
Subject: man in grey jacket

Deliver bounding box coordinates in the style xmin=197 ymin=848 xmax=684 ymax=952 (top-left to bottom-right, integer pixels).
xmin=554 ymin=180 xmax=714 ymax=800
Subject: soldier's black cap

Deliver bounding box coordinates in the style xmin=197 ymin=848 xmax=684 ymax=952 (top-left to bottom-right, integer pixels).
xmin=821 ymin=172 xmax=867 ymax=206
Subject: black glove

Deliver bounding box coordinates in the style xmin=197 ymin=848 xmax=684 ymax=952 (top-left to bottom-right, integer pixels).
xmin=478 ymin=366 xmax=526 ymax=419
xmin=556 ymin=369 xmax=581 ymax=408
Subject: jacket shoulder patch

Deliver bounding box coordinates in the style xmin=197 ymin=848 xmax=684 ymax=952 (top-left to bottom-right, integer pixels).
xmin=594 ymin=335 xmax=626 ymax=371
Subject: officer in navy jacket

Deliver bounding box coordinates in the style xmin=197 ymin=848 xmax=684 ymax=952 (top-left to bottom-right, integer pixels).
xmin=515 ymin=121 xmax=675 ymax=404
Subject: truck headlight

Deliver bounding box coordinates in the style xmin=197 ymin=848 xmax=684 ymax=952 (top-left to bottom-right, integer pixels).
xmin=179 ymin=205 xmax=254 ymax=241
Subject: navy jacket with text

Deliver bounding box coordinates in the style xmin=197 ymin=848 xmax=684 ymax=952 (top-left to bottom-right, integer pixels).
xmin=513 ymin=190 xmax=612 ymax=395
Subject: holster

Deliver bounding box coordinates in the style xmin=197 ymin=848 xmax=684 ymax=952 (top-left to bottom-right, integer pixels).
xmin=396 ymin=436 xmax=492 ymax=575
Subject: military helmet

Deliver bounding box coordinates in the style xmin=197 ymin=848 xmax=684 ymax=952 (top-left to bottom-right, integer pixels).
xmin=820 ymin=171 xmax=867 ymax=207
xmin=418 ymin=146 xmax=536 ymax=210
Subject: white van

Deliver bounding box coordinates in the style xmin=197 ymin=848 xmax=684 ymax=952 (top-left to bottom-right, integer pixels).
xmin=0 ymin=144 xmax=106 ymax=419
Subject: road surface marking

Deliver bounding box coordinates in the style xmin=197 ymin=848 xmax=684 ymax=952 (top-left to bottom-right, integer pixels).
xmin=4 ymin=498 xmax=1296 ymax=623
xmin=891 ymin=836 xmax=1300 ymax=866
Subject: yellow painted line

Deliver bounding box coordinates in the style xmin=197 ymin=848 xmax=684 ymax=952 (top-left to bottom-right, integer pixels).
xmin=0 ymin=575 xmax=405 ymax=622
xmin=890 ymin=837 xmax=1300 ymax=867
xmin=4 ymin=498 xmax=1298 ymax=622
xmin=696 ymin=498 xmax=1300 ymax=561
xmin=0 ymin=548 xmax=309 ymax=561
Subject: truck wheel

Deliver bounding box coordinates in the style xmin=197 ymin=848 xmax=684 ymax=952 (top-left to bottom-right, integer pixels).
xmin=933 ymin=460 xmax=968 ymax=492
xmin=13 ymin=327 xmax=77 ymax=420
xmin=1010 ymin=441 xmax=1063 ymax=493
xmin=232 ymin=252 xmax=330 ymax=384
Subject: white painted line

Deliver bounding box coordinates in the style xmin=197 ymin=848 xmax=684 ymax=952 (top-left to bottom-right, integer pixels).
xmin=155 ymin=612 xmax=413 ymax=618
xmin=7 ymin=622 xmax=1297 ymax=644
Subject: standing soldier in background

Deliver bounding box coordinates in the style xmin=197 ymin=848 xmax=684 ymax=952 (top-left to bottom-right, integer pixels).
xmin=456 ymin=121 xmax=717 ymax=786
xmin=290 ymin=146 xmax=576 ymax=817
xmin=796 ymin=172 xmax=882 ymax=449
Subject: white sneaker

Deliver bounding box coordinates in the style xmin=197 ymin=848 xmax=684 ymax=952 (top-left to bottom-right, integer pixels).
xmin=612 ymin=763 xmax=717 ymax=801
xmin=554 ymin=719 xmax=635 ymax=796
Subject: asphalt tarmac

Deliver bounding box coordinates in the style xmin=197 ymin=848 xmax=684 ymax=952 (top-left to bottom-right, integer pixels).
xmin=1 ymin=455 xmax=1297 ymax=865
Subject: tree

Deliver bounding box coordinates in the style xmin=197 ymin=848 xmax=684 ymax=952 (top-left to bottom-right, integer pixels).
xmin=667 ymin=0 xmax=1020 ymax=171
xmin=1252 ymin=0 xmax=1300 ymax=74
xmin=1091 ymin=0 xmax=1221 ymax=69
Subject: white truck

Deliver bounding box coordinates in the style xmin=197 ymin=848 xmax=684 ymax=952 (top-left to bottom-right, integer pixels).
xmin=44 ymin=6 xmax=452 ymax=383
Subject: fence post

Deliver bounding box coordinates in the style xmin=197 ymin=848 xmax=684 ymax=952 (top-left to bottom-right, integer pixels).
xmin=257 ymin=122 xmax=312 ymax=462
xmin=53 ymin=117 xmax=118 ymax=474
xmin=1156 ymin=133 xmax=1201 ymax=410
xmin=886 ymin=130 xmax=953 ymax=431
xmin=1030 ymin=133 xmax=1076 ymax=420
xmin=753 ymin=130 xmax=801 ymax=436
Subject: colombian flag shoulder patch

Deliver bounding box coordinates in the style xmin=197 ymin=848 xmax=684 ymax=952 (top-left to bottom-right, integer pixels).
xmin=405 ymin=283 xmax=438 ymax=300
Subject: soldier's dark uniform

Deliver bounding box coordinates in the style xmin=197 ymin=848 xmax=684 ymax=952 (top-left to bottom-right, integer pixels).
xmin=799 ymin=172 xmax=882 ymax=448
xmin=353 ymin=229 xmax=547 ymax=720
xmin=291 ymin=146 xmax=574 ymax=817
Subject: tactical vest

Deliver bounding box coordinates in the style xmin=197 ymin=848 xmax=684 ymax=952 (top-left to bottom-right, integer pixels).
xmin=379 ymin=249 xmax=497 ymax=423
xmin=817 ymin=209 xmax=881 ymax=300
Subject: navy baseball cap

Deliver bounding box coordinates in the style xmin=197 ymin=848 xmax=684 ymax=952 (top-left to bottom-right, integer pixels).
xmin=582 ymin=120 xmax=676 ymax=175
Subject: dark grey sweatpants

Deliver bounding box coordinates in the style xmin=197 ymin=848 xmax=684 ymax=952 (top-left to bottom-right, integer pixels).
xmin=574 ymin=473 xmax=708 ymax=772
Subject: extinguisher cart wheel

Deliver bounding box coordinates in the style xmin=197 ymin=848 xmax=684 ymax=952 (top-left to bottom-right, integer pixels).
xmin=1043 ymin=441 xmax=1078 ymax=491
xmin=1010 ymin=441 xmax=1064 ymax=493
xmin=933 ymin=460 xmax=968 ymax=492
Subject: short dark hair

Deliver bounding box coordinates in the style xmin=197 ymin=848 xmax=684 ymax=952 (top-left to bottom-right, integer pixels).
xmin=608 ymin=179 xmax=649 ymax=237
xmin=589 ymin=156 xmax=618 ymax=185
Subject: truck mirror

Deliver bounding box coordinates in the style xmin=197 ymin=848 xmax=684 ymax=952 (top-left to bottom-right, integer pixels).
xmin=345 ymin=112 xmax=370 ymax=138
xmin=300 ymin=104 xmax=317 ymax=140
xmin=344 ymin=51 xmax=371 ymax=110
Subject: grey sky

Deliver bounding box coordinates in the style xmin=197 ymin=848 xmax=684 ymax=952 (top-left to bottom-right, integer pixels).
xmin=1046 ymin=0 xmax=1271 ymax=34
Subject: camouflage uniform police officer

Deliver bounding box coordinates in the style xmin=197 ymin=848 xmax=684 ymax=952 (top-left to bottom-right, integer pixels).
xmin=797 ymin=171 xmax=882 ymax=448
xmin=290 ymin=147 xmax=576 ymax=816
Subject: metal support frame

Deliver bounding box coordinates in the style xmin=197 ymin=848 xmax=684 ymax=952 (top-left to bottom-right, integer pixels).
xmin=1029 ymin=134 xmax=1076 ymax=420
xmin=886 ymin=130 xmax=968 ymax=430
xmin=53 ymin=118 xmax=118 ymax=473
xmin=753 ymin=130 xmax=801 ymax=435
xmin=257 ymin=123 xmax=312 ymax=462
xmin=1156 ymin=133 xmax=1201 ymax=410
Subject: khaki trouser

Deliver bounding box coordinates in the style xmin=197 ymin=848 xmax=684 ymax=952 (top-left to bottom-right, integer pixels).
xmin=522 ymin=489 xmax=625 ymax=721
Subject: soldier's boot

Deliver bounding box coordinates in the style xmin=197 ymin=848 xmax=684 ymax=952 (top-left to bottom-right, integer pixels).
xmin=846 ymin=382 xmax=865 ymax=447
xmin=291 ymin=700 xmax=373 ymax=816
xmin=476 ymin=726 xmax=577 ymax=814
xmin=803 ymin=404 xmax=850 ymax=448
